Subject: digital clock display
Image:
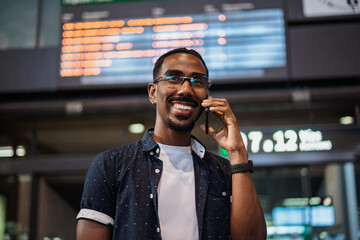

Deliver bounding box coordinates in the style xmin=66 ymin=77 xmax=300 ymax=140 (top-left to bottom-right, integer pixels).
xmin=219 ymin=126 xmax=360 ymax=162
xmin=240 ymin=129 xmax=332 ymax=154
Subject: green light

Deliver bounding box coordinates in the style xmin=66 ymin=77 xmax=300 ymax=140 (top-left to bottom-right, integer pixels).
xmin=309 ymin=197 xmax=321 ymax=206
xmin=219 ymin=147 xmax=228 ymax=157
xmin=128 ymin=123 xmax=145 ymax=134
xmin=283 ymin=198 xmax=309 ymax=207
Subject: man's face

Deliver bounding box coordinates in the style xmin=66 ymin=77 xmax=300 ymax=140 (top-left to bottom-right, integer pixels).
xmin=149 ymin=53 xmax=208 ymax=132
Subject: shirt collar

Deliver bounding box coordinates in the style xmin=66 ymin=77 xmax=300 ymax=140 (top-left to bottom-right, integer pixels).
xmin=142 ymin=128 xmax=206 ymax=159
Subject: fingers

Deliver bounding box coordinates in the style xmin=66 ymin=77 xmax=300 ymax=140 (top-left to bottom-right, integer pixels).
xmin=202 ymin=97 xmax=236 ymax=122
xmin=208 ymin=106 xmax=227 ymax=116
xmin=202 ymin=98 xmax=229 ymax=113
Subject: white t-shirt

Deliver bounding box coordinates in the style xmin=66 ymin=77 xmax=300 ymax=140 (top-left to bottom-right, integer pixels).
xmin=157 ymin=143 xmax=199 ymax=240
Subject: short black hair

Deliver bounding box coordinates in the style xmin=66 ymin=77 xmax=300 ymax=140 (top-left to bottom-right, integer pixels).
xmin=152 ymin=48 xmax=209 ymax=81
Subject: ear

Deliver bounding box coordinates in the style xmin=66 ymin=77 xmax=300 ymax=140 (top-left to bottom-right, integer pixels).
xmin=147 ymin=83 xmax=157 ymax=105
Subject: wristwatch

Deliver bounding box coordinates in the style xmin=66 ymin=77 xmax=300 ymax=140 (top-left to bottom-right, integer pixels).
xmin=231 ymin=160 xmax=254 ymax=174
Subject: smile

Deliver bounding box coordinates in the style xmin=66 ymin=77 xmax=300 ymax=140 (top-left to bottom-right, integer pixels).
xmin=173 ymin=103 xmax=193 ymax=110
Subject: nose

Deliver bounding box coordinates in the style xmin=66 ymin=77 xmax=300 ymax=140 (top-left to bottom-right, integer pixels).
xmin=177 ymin=78 xmax=194 ymax=96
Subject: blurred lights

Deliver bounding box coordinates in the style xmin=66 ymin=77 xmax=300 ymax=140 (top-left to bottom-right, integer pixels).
xmin=65 ymin=101 xmax=83 ymax=115
xmin=0 ymin=146 xmax=14 ymax=157
xmin=282 ymin=196 xmax=332 ymax=207
xmin=218 ymin=14 xmax=226 ymax=21
xmin=309 ymin=197 xmax=321 ymax=205
xmin=217 ymin=37 xmax=227 ymax=45
xmin=0 ymin=145 xmax=26 ymax=157
xmin=129 ymin=123 xmax=145 ymax=134
xmin=319 ymin=232 xmax=328 ymax=239
xmin=300 ymin=167 xmax=308 ymax=176
xmin=127 ymin=16 xmax=193 ymax=26
xmin=267 ymin=226 xmax=305 ymax=235
xmin=322 ymin=196 xmax=332 ymax=206
xmin=16 ymin=145 xmax=26 ymax=157
xmin=283 ymin=198 xmax=309 ymax=207
xmin=340 ymin=116 xmax=354 ymax=125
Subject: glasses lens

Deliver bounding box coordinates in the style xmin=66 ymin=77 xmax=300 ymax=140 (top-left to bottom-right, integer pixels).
xmin=161 ymin=75 xmax=210 ymax=89
xmin=189 ymin=77 xmax=204 ymax=88
xmin=165 ymin=75 xmax=181 ymax=84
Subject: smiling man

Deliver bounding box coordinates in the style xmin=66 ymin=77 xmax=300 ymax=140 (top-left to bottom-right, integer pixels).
xmin=76 ymin=48 xmax=266 ymax=240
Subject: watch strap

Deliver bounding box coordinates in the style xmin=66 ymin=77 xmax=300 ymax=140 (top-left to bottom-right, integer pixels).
xmin=231 ymin=160 xmax=254 ymax=174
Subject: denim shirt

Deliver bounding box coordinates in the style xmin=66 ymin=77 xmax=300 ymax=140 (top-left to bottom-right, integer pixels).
xmin=77 ymin=129 xmax=232 ymax=239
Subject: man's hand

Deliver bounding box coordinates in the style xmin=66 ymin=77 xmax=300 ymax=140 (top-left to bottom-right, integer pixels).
xmin=201 ymin=97 xmax=248 ymax=163
xmin=202 ymin=96 xmax=267 ymax=240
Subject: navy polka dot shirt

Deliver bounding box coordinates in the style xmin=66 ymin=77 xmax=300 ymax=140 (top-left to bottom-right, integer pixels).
xmin=77 ymin=129 xmax=232 ymax=239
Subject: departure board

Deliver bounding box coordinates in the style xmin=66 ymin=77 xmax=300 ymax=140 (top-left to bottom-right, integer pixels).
xmin=59 ymin=1 xmax=287 ymax=87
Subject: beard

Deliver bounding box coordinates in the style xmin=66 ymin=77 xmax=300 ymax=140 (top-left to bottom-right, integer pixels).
xmin=167 ymin=116 xmax=196 ymax=132
xmin=166 ymin=108 xmax=204 ymax=132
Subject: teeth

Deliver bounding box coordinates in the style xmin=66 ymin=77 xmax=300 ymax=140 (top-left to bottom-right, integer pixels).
xmin=173 ymin=104 xmax=193 ymax=110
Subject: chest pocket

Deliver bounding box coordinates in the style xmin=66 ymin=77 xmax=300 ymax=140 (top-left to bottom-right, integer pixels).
xmin=207 ymin=181 xmax=231 ymax=201
xmin=206 ymin=169 xmax=231 ymax=213
xmin=203 ymin=174 xmax=231 ymax=239
xmin=207 ymin=167 xmax=231 ymax=200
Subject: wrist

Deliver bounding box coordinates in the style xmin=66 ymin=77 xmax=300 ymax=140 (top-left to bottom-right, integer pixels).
xmin=230 ymin=160 xmax=254 ymax=174
xmin=227 ymin=149 xmax=248 ymax=164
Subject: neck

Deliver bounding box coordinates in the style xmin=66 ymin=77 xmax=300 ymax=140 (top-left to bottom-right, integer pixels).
xmin=152 ymin=124 xmax=192 ymax=146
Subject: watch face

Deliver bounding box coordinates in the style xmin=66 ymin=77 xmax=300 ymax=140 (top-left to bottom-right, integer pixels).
xmin=303 ymin=0 xmax=360 ymax=17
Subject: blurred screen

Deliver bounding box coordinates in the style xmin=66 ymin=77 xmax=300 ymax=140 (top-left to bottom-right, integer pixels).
xmin=273 ymin=207 xmax=310 ymax=226
xmin=59 ymin=1 xmax=287 ymax=88
xmin=311 ymin=206 xmax=335 ymax=227
xmin=273 ymin=206 xmax=335 ymax=227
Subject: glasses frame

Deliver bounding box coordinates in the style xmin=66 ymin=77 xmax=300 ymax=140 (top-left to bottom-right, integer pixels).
xmin=154 ymin=75 xmax=212 ymax=90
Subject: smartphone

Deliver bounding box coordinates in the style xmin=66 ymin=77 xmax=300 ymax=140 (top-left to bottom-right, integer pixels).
xmin=205 ymin=91 xmax=210 ymax=134
xmin=205 ymin=107 xmax=209 ymax=134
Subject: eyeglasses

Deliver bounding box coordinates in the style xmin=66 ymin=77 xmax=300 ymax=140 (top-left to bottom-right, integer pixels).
xmin=154 ymin=75 xmax=211 ymax=90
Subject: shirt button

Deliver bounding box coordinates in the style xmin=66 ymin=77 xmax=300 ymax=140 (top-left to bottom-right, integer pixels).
xmin=156 ymin=148 xmax=159 ymax=153
xmin=155 ymin=169 xmax=160 ymax=174
xmin=222 ymin=192 xmax=227 ymax=196
xmin=156 ymin=227 xmax=160 ymax=233
xmin=150 ymin=193 xmax=154 ymax=199
xmin=150 ymin=151 xmax=154 ymax=155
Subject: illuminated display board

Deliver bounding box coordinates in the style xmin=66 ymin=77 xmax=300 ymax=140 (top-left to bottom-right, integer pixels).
xmin=219 ymin=125 xmax=360 ymax=166
xmin=272 ymin=196 xmax=335 ymax=227
xmin=59 ymin=0 xmax=287 ymax=87
xmin=272 ymin=206 xmax=335 ymax=227
xmin=240 ymin=128 xmax=333 ymax=154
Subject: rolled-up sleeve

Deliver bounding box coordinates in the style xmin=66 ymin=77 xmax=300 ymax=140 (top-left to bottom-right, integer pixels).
xmin=77 ymin=151 xmax=116 ymax=225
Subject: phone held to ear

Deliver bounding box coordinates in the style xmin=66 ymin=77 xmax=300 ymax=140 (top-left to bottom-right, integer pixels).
xmin=205 ymin=92 xmax=210 ymax=134
xmin=205 ymin=107 xmax=209 ymax=134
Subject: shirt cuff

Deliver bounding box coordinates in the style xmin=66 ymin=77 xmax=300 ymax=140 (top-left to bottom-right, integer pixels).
xmin=77 ymin=208 xmax=114 ymax=226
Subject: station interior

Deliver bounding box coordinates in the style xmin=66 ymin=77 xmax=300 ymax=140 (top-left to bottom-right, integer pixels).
xmin=0 ymin=0 xmax=359 ymax=239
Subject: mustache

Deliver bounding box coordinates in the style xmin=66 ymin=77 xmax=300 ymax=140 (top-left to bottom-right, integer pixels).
xmin=168 ymin=96 xmax=200 ymax=107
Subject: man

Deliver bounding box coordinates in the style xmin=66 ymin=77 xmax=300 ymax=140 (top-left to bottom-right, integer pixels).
xmin=76 ymin=48 xmax=266 ymax=240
